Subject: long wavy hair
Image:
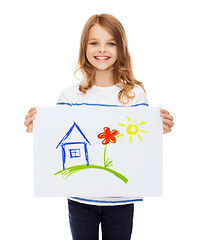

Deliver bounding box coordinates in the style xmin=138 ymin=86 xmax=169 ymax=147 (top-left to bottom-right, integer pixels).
xmin=74 ymin=13 xmax=145 ymax=104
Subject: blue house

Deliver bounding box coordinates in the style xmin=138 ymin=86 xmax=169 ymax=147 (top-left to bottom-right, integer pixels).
xmin=56 ymin=122 xmax=91 ymax=170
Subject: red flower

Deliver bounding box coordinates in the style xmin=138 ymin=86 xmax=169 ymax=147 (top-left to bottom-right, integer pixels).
xmin=98 ymin=127 xmax=119 ymax=145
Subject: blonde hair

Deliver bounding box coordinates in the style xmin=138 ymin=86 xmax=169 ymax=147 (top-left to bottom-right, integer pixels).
xmin=74 ymin=13 xmax=145 ymax=104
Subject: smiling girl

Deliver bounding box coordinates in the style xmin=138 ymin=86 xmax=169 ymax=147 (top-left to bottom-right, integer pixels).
xmin=25 ymin=13 xmax=174 ymax=240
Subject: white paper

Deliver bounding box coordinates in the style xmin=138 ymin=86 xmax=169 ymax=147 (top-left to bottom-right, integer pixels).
xmin=33 ymin=105 xmax=163 ymax=197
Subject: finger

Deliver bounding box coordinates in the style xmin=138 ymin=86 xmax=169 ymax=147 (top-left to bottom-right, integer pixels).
xmin=24 ymin=116 xmax=35 ymax=127
xmin=163 ymin=121 xmax=174 ymax=131
xmin=161 ymin=112 xmax=173 ymax=121
xmin=25 ymin=109 xmax=37 ymax=120
xmin=26 ymin=125 xmax=33 ymax=133
xmin=162 ymin=118 xmax=174 ymax=128
xmin=163 ymin=124 xmax=171 ymax=134
xmin=24 ymin=116 xmax=33 ymax=127
xmin=160 ymin=109 xmax=170 ymax=115
xmin=29 ymin=107 xmax=36 ymax=113
xmin=29 ymin=108 xmax=37 ymax=117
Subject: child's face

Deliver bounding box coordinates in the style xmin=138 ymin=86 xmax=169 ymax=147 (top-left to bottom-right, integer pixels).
xmin=86 ymin=24 xmax=117 ymax=72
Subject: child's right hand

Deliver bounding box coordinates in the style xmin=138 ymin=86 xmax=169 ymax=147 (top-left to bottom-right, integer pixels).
xmin=24 ymin=107 xmax=37 ymax=132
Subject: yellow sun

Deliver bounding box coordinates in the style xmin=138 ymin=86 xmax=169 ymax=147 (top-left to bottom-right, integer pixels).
xmin=117 ymin=116 xmax=149 ymax=143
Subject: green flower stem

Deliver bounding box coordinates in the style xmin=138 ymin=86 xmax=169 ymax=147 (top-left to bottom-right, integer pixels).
xmin=54 ymin=164 xmax=128 ymax=184
xmin=104 ymin=144 xmax=107 ymax=167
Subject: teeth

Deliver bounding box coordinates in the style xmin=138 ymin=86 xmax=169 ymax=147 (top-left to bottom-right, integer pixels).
xmin=95 ymin=57 xmax=109 ymax=60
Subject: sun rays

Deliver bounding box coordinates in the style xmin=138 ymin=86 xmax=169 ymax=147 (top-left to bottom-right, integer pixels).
xmin=117 ymin=116 xmax=149 ymax=143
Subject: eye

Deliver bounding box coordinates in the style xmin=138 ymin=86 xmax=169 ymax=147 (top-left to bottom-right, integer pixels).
xmin=108 ymin=42 xmax=116 ymax=46
xmin=90 ymin=42 xmax=97 ymax=45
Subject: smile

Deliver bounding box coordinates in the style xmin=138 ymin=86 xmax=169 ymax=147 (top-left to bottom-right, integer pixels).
xmin=94 ymin=56 xmax=110 ymax=60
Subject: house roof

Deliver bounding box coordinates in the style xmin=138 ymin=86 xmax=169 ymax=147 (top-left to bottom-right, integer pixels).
xmin=56 ymin=122 xmax=91 ymax=149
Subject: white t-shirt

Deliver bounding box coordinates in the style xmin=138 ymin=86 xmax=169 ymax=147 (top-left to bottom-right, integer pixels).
xmin=57 ymin=82 xmax=148 ymax=206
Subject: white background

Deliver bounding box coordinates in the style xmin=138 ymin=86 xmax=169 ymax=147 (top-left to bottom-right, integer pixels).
xmin=0 ymin=0 xmax=204 ymax=239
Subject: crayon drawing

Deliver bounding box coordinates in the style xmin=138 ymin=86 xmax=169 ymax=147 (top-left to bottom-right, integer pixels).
xmin=56 ymin=122 xmax=91 ymax=169
xmin=54 ymin=117 xmax=149 ymax=184
xmin=117 ymin=116 xmax=149 ymax=143
xmin=33 ymin=106 xmax=163 ymax=197
xmin=54 ymin=123 xmax=129 ymax=184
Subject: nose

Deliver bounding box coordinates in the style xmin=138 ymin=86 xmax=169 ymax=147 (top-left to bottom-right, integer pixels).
xmin=98 ymin=44 xmax=106 ymax=53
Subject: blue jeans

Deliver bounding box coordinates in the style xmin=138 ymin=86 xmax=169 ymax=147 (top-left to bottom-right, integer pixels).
xmin=68 ymin=199 xmax=134 ymax=240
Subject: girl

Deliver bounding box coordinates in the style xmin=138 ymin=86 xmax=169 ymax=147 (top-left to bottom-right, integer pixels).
xmin=25 ymin=14 xmax=174 ymax=240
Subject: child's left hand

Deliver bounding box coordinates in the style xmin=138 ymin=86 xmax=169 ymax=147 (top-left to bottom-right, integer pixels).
xmin=160 ymin=109 xmax=174 ymax=134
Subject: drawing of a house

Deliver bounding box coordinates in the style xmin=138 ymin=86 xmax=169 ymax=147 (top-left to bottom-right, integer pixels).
xmin=56 ymin=122 xmax=91 ymax=170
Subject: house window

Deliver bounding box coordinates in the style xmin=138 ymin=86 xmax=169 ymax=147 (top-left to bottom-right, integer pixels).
xmin=69 ymin=149 xmax=81 ymax=158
